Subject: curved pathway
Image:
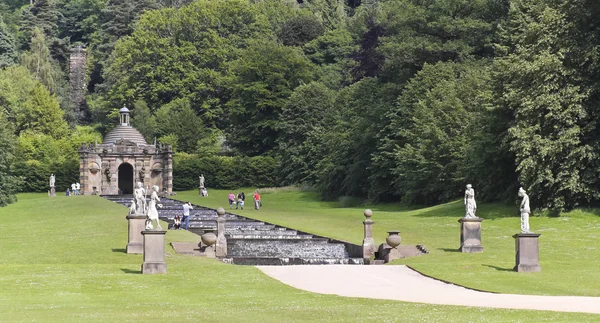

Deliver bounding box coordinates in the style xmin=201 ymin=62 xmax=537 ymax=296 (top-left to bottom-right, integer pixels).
xmin=257 ymin=265 xmax=600 ymax=314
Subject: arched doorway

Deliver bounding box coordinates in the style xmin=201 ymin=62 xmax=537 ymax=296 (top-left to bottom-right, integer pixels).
xmin=118 ymin=163 xmax=134 ymax=194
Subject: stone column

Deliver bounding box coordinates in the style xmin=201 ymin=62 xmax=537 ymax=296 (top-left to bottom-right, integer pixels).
xmin=69 ymin=46 xmax=87 ymax=123
xmin=513 ymin=233 xmax=541 ymax=272
xmin=362 ymin=209 xmax=376 ymax=259
xmin=141 ymin=230 xmax=167 ymax=274
xmin=458 ymin=217 xmax=483 ymax=253
xmin=79 ymin=151 xmax=88 ymax=195
xmin=165 ymin=151 xmax=173 ymax=193
xmin=49 ymin=187 xmax=56 ymax=197
xmin=126 ymin=214 xmax=146 ymax=254
xmin=215 ymin=207 xmax=227 ymax=257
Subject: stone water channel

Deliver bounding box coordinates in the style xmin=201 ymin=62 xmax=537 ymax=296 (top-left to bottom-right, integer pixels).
xmin=103 ymin=195 xmax=364 ymax=265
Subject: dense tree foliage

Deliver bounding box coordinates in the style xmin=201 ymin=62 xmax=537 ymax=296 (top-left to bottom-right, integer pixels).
xmin=3 ymin=0 xmax=600 ymax=212
xmin=0 ymin=16 xmax=17 ymax=67
xmin=227 ymin=39 xmax=315 ymax=155
xmin=0 ymin=112 xmax=19 ymax=206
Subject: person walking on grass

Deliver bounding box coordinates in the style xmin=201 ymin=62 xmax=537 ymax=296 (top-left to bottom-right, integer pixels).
xmin=228 ymin=191 xmax=236 ymax=209
xmin=253 ymin=190 xmax=261 ymax=210
xmin=237 ymin=192 xmax=245 ymax=210
xmin=182 ymin=201 xmax=193 ymax=230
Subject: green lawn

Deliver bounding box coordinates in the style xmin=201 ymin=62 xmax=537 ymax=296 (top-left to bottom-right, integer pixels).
xmin=176 ymin=188 xmax=600 ymax=297
xmin=0 ymin=193 xmax=597 ymax=322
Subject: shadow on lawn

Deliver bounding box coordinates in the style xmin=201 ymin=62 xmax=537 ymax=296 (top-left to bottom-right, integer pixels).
xmin=482 ymin=264 xmax=513 ymax=272
xmin=112 ymin=248 xmax=126 ymax=253
xmin=438 ymin=248 xmax=460 ymax=253
xmin=121 ymin=268 xmax=141 ymax=274
xmin=410 ymin=201 xmax=519 ymax=220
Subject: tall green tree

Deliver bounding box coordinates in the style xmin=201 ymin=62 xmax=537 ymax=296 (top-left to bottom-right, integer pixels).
xmin=388 ymin=61 xmax=493 ymax=205
xmin=58 ymin=0 xmax=106 ymax=44
xmin=20 ymin=27 xmax=56 ymax=93
xmin=499 ymin=0 xmax=600 ymax=210
xmin=375 ymin=0 xmax=507 ymax=83
xmin=0 ymin=66 xmax=68 ymax=139
xmin=0 ymin=112 xmax=20 ymax=206
xmin=131 ymin=100 xmax=157 ymax=143
xmin=277 ymin=82 xmax=336 ymax=184
xmin=104 ymin=0 xmax=272 ymax=126
xmin=226 ymin=39 xmax=315 ymax=156
xmin=314 ymin=77 xmax=397 ymax=199
xmin=0 ymin=16 xmax=17 ymax=67
xmin=90 ymin=0 xmax=159 ymax=89
xmin=154 ymin=98 xmax=206 ymax=153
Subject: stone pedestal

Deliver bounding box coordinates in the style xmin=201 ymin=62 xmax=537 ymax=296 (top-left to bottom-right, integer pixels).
xmin=215 ymin=208 xmax=227 ymax=257
xmin=513 ymin=233 xmax=541 ymax=272
xmin=126 ymin=214 xmax=146 ymax=254
xmin=362 ymin=209 xmax=376 ymax=259
xmin=141 ymin=230 xmax=167 ymax=274
xmin=49 ymin=187 xmax=56 ymax=197
xmin=458 ymin=217 xmax=483 ymax=253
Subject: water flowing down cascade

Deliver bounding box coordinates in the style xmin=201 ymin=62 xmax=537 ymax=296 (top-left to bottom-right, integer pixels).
xmin=103 ymin=195 xmax=364 ymax=265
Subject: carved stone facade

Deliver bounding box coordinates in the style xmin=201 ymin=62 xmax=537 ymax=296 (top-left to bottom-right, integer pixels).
xmin=78 ymin=108 xmax=173 ymax=195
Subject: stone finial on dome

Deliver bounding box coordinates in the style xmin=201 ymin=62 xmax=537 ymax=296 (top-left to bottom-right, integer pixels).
xmin=120 ymin=105 xmax=130 ymax=126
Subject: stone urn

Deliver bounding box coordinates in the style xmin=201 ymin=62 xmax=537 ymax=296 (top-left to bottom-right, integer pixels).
xmin=386 ymin=230 xmax=402 ymax=248
xmin=200 ymin=232 xmax=217 ymax=246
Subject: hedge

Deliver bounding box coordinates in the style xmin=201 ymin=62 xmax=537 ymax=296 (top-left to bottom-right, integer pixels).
xmin=173 ymin=155 xmax=280 ymax=191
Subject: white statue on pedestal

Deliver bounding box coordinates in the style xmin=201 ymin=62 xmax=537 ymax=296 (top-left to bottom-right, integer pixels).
xmin=128 ymin=199 xmax=136 ymax=215
xmin=145 ymin=185 xmax=163 ymax=230
xmin=49 ymin=174 xmax=55 ymax=188
xmin=518 ymin=187 xmax=531 ymax=233
xmin=464 ymin=184 xmax=477 ymax=218
xmin=133 ymin=182 xmax=146 ymax=215
xmin=199 ymin=174 xmax=205 ymax=188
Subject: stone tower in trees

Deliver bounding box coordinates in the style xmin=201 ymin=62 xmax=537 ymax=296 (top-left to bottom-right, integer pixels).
xmin=69 ymin=46 xmax=88 ymax=123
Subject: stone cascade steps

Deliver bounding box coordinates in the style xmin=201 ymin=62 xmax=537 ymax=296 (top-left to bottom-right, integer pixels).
xmin=102 ymin=195 xmax=364 ymax=266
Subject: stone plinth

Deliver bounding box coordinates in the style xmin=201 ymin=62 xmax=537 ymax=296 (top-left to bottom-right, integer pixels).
xmin=376 ymin=244 xmax=427 ymax=263
xmin=458 ymin=217 xmax=483 ymax=253
xmin=126 ymin=214 xmax=146 ymax=254
xmin=141 ymin=230 xmax=167 ymax=274
xmin=49 ymin=187 xmax=56 ymax=197
xmin=362 ymin=209 xmax=376 ymax=259
xmin=215 ymin=208 xmax=227 ymax=257
xmin=513 ymin=233 xmax=541 ymax=272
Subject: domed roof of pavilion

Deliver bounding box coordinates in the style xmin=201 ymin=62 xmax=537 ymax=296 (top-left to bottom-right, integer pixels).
xmin=103 ymin=125 xmax=147 ymax=145
xmin=102 ymin=106 xmax=147 ymax=145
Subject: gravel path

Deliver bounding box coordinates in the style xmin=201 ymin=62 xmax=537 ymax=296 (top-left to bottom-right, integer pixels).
xmin=257 ymin=265 xmax=600 ymax=314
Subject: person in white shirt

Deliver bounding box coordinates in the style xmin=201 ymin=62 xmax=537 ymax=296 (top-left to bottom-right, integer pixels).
xmin=182 ymin=201 xmax=193 ymax=230
xmin=71 ymin=183 xmax=76 ymax=196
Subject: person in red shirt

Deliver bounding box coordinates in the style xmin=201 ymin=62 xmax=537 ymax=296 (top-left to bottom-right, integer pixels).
xmin=253 ymin=191 xmax=261 ymax=210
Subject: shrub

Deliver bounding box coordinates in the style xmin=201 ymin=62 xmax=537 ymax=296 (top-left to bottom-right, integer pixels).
xmin=173 ymin=154 xmax=280 ymax=191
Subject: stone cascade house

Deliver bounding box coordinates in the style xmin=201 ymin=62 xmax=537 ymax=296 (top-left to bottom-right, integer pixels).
xmin=78 ymin=107 xmax=173 ymax=195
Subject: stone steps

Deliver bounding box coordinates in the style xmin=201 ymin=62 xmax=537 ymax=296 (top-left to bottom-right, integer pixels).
xmin=103 ymin=195 xmax=363 ymax=266
xmin=222 ymin=257 xmax=364 ymax=266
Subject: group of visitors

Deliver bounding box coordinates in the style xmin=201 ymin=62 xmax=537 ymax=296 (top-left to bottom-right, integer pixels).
xmin=228 ymin=190 xmax=261 ymax=210
xmin=228 ymin=191 xmax=246 ymax=209
xmin=66 ymin=183 xmax=81 ymax=196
